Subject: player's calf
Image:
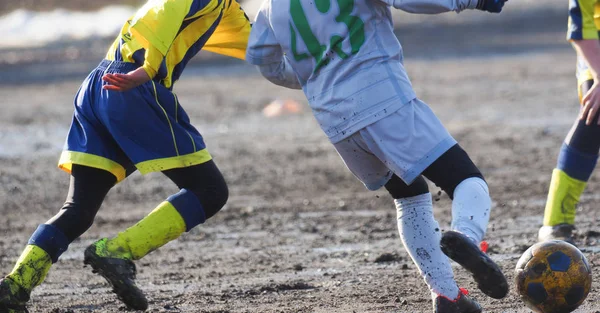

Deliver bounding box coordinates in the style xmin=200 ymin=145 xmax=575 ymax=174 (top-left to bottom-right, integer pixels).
xmin=162 ymin=160 xmax=229 ymax=220
xmin=84 ymin=181 xmax=213 ymax=309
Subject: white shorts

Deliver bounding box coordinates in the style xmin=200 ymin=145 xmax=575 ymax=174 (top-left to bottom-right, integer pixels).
xmin=333 ymin=98 xmax=456 ymax=190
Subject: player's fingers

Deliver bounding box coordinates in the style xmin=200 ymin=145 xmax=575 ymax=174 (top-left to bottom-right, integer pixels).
xmin=103 ymin=81 xmax=126 ymax=90
xmin=103 ymin=74 xmax=130 ymax=85
xmin=592 ymin=98 xmax=600 ymax=125
xmin=102 ymin=73 xmax=118 ymax=80
xmin=582 ymin=85 xmax=594 ymax=98
xmin=591 ymin=98 xmax=600 ymax=124
xmin=106 ymin=77 xmax=136 ymax=90
xmin=586 ymin=103 xmax=599 ymax=125
xmin=103 ymin=84 xmax=124 ymax=91
xmin=102 ymin=77 xmax=119 ymax=85
xmin=102 ymin=75 xmax=123 ymax=86
xmin=580 ymin=102 xmax=591 ymax=121
xmin=112 ymin=73 xmax=135 ymax=82
xmin=582 ymin=90 xmax=593 ymax=107
xmin=584 ymin=102 xmax=593 ymax=125
xmin=102 ymin=74 xmax=140 ymax=91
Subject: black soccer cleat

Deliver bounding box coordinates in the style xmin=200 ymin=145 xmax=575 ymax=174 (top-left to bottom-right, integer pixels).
xmin=0 ymin=277 xmax=30 ymax=313
xmin=84 ymin=241 xmax=148 ymax=311
xmin=440 ymin=231 xmax=509 ymax=299
xmin=538 ymin=224 xmax=575 ymax=245
xmin=434 ymin=289 xmax=482 ymax=313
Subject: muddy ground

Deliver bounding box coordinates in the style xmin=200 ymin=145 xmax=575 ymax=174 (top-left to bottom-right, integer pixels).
xmin=2 ymin=2 xmax=600 ymax=313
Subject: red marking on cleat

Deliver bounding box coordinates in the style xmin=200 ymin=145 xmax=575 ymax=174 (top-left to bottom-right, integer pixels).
xmin=480 ymin=241 xmax=489 ymax=253
xmin=437 ymin=288 xmax=469 ymax=303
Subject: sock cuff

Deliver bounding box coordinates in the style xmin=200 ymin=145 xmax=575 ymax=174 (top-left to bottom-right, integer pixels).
xmin=395 ymin=193 xmax=432 ymax=219
xmin=550 ymin=169 xmax=587 ymax=196
xmin=27 ymin=224 xmax=69 ymax=263
xmin=557 ymin=143 xmax=598 ymax=182
xmin=167 ymin=189 xmax=206 ymax=232
xmin=454 ymin=177 xmax=489 ymax=197
xmin=394 ymin=192 xmax=432 ymax=206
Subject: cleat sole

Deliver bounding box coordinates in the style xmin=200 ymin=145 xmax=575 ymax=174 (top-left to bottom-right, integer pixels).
xmin=441 ymin=231 xmax=509 ymax=299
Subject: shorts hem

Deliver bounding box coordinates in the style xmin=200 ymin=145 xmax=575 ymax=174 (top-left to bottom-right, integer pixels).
xmin=402 ymin=136 xmax=457 ymax=184
xmin=135 ymin=149 xmax=212 ymax=174
xmin=58 ymin=151 xmax=126 ymax=182
xmin=363 ymin=171 xmax=394 ymax=191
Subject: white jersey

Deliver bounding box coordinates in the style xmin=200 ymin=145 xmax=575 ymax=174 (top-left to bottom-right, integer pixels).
xmin=246 ymin=0 xmax=478 ymax=143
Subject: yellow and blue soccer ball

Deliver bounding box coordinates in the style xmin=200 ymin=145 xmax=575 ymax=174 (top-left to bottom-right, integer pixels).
xmin=515 ymin=240 xmax=592 ymax=313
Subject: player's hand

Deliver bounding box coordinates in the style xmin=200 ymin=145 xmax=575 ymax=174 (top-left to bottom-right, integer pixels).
xmin=476 ymin=0 xmax=507 ymax=13
xmin=580 ymin=81 xmax=600 ymax=125
xmin=102 ymin=67 xmax=152 ymax=92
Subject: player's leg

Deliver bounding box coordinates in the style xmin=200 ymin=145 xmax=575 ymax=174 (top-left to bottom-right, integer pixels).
xmin=358 ymin=98 xmax=507 ymax=300
xmin=81 ymin=62 xmax=223 ymax=309
xmin=83 ymin=161 xmax=226 ymax=311
xmin=539 ymin=78 xmax=600 ymax=243
xmin=420 ymin=144 xmax=508 ymax=299
xmin=386 ymin=175 xmax=482 ymax=311
xmin=421 ymin=145 xmax=490 ymax=245
xmin=89 ymin=160 xmax=227 ymax=262
xmin=0 ymin=165 xmax=116 ymax=313
xmin=0 ymin=63 xmax=133 ymax=312
xmin=385 ymin=175 xmax=459 ymax=297
xmin=334 ymin=134 xmax=480 ymax=313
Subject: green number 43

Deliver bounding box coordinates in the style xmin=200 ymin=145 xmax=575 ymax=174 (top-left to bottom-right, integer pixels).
xmin=290 ymin=0 xmax=365 ymax=72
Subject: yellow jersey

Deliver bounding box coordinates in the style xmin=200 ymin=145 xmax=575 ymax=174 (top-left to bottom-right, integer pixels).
xmin=106 ymin=0 xmax=251 ymax=89
xmin=568 ymin=0 xmax=600 ymax=40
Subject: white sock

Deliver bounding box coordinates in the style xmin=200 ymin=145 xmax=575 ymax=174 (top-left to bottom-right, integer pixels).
xmin=395 ymin=193 xmax=459 ymax=300
xmin=451 ymin=177 xmax=491 ymax=243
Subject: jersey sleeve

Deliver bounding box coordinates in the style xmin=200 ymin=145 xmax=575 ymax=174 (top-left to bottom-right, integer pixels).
xmin=257 ymin=57 xmax=302 ymax=89
xmin=568 ymin=0 xmax=599 ymax=40
xmin=203 ymin=0 xmax=252 ymax=60
xmin=378 ymin=0 xmax=478 ymax=13
xmin=128 ymin=0 xmax=193 ymax=77
xmin=245 ymin=1 xmax=284 ymax=65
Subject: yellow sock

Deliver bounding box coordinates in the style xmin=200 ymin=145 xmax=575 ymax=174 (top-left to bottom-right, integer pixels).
xmin=104 ymin=201 xmax=187 ymax=260
xmin=7 ymin=245 xmax=52 ymax=292
xmin=543 ymin=169 xmax=587 ymax=226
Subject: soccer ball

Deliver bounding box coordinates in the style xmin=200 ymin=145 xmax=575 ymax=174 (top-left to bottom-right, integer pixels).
xmin=515 ymin=240 xmax=592 ymax=313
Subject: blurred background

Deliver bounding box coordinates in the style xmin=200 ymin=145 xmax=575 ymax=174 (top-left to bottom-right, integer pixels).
xmin=0 ymin=0 xmax=142 ymax=13
xmin=0 ymin=0 xmax=565 ymax=70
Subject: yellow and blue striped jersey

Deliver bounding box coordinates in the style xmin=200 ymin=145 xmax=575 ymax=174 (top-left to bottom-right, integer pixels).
xmin=106 ymin=0 xmax=251 ymax=89
xmin=568 ymin=0 xmax=600 ymax=40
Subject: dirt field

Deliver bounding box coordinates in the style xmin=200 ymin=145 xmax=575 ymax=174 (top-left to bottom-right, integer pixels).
xmin=2 ymin=3 xmax=600 ymax=313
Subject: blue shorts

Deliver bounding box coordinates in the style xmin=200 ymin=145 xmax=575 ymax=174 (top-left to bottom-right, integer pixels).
xmin=59 ymin=60 xmax=212 ymax=182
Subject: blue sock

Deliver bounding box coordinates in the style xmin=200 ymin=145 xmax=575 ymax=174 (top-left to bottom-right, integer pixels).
xmin=167 ymin=188 xmax=206 ymax=231
xmin=557 ymin=143 xmax=598 ymax=182
xmin=28 ymin=224 xmax=70 ymax=263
